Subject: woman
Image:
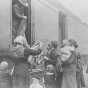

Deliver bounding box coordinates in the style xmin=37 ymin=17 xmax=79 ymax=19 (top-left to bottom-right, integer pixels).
xmin=61 ymin=39 xmax=78 ymax=88
xmin=44 ymin=40 xmax=60 ymax=88
xmin=11 ymin=36 xmax=42 ymax=88
xmin=45 ymin=41 xmax=60 ymax=66
xmin=0 ymin=61 xmax=12 ymax=88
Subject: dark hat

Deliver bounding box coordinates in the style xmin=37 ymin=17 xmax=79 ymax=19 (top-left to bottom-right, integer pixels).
xmin=68 ymin=39 xmax=78 ymax=48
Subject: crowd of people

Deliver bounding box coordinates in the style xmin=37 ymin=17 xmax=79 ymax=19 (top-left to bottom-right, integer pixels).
xmin=0 ymin=35 xmax=86 ymax=88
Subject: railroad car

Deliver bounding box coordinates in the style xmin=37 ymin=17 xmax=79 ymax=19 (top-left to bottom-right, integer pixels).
xmin=0 ymin=0 xmax=88 ymax=69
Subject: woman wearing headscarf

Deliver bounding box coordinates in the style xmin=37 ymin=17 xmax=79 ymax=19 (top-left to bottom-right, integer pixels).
xmin=61 ymin=39 xmax=78 ymax=88
xmin=11 ymin=36 xmax=42 ymax=88
xmin=44 ymin=40 xmax=60 ymax=88
xmin=0 ymin=61 xmax=12 ymax=88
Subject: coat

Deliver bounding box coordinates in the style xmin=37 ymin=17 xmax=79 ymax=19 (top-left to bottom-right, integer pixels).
xmin=61 ymin=51 xmax=77 ymax=88
xmin=12 ymin=47 xmax=42 ymax=88
xmin=76 ymin=53 xmax=85 ymax=88
xmin=46 ymin=48 xmax=60 ymax=66
xmin=62 ymin=51 xmax=77 ymax=76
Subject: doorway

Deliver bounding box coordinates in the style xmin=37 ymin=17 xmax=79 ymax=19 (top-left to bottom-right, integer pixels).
xmin=12 ymin=0 xmax=31 ymax=45
xmin=59 ymin=12 xmax=67 ymax=44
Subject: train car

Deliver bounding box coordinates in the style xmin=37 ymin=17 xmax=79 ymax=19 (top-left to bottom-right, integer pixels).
xmin=0 ymin=0 xmax=88 ymax=69
xmin=32 ymin=0 xmax=88 ymax=54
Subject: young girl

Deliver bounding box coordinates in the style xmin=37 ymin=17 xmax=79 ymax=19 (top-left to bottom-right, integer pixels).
xmin=44 ymin=64 xmax=56 ymax=88
xmin=28 ymin=40 xmax=43 ymax=65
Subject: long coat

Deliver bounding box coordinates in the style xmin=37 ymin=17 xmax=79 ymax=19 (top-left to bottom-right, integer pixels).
xmin=46 ymin=48 xmax=59 ymax=66
xmin=12 ymin=47 xmax=42 ymax=88
xmin=61 ymin=51 xmax=77 ymax=88
xmin=76 ymin=54 xmax=85 ymax=88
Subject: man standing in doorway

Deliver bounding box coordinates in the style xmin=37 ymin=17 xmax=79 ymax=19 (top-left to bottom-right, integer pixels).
xmin=12 ymin=0 xmax=28 ymax=44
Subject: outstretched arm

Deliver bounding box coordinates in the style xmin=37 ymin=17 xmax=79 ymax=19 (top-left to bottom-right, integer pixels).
xmin=24 ymin=48 xmax=42 ymax=56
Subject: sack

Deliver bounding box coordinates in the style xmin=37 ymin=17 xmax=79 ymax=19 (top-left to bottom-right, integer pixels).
xmin=10 ymin=46 xmax=25 ymax=62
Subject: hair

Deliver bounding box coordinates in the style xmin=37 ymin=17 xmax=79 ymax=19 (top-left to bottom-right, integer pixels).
xmin=51 ymin=40 xmax=58 ymax=48
xmin=68 ymin=39 xmax=78 ymax=48
xmin=62 ymin=39 xmax=69 ymax=46
xmin=47 ymin=65 xmax=54 ymax=71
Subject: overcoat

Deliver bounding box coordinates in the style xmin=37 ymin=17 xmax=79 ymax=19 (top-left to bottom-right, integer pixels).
xmin=61 ymin=51 xmax=77 ymax=88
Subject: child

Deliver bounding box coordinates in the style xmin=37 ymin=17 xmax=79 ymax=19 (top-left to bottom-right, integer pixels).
xmin=28 ymin=40 xmax=43 ymax=65
xmin=46 ymin=64 xmax=54 ymax=73
xmin=0 ymin=61 xmax=12 ymax=88
xmin=60 ymin=39 xmax=75 ymax=62
xmin=31 ymin=40 xmax=43 ymax=50
xmin=44 ymin=64 xmax=56 ymax=88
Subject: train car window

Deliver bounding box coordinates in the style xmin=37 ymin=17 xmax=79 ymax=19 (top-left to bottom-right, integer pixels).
xmin=59 ymin=12 xmax=66 ymax=42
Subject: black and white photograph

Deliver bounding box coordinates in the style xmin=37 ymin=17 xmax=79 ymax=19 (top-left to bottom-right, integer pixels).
xmin=0 ymin=0 xmax=88 ymax=88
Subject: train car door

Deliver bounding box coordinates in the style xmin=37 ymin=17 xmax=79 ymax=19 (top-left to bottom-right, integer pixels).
xmin=0 ymin=0 xmax=11 ymax=54
xmin=59 ymin=12 xmax=67 ymax=45
xmin=12 ymin=0 xmax=31 ymax=45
